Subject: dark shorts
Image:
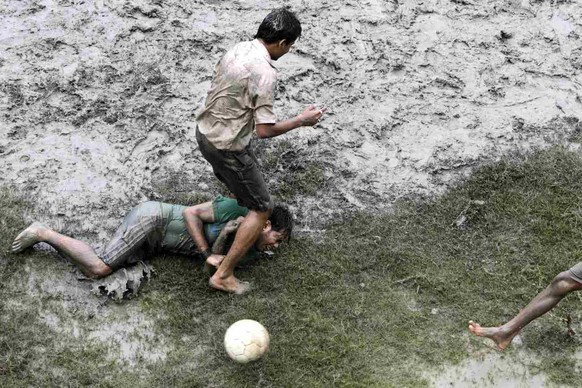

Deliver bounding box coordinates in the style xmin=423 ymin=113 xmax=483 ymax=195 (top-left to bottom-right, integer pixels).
xmin=196 ymin=129 xmax=273 ymax=212
xmin=568 ymin=261 xmax=582 ymax=284
xmin=100 ymin=202 xmax=165 ymax=270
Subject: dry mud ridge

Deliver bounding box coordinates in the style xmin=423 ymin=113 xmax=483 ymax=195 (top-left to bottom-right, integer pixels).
xmin=1 ymin=0 xmax=581 ymax=236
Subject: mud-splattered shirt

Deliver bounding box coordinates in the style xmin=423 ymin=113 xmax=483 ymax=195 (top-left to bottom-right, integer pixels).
xmin=196 ymin=39 xmax=278 ymax=151
xmin=161 ymin=196 xmax=259 ymax=262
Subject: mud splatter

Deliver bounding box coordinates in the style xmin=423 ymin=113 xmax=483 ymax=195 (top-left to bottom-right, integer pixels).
xmin=92 ymin=261 xmax=154 ymax=301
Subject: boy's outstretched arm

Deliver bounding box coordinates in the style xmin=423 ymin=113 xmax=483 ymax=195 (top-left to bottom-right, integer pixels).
xmin=255 ymin=105 xmax=327 ymax=139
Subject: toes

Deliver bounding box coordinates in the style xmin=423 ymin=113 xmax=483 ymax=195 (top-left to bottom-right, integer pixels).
xmin=468 ymin=321 xmax=482 ymax=335
xmin=11 ymin=241 xmax=22 ymax=253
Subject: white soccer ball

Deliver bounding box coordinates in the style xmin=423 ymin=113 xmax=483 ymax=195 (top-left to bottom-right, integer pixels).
xmin=224 ymin=319 xmax=270 ymax=363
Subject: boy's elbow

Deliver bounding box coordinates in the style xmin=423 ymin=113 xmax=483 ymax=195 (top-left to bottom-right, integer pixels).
xmin=183 ymin=207 xmax=197 ymax=218
xmin=256 ymin=129 xmax=268 ymax=138
xmin=256 ymin=124 xmax=274 ymax=138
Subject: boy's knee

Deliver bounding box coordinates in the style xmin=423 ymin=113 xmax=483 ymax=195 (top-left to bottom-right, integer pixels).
xmin=250 ymin=205 xmax=273 ymax=219
xmin=90 ymin=262 xmax=113 ymax=278
xmin=552 ymin=271 xmax=582 ymax=293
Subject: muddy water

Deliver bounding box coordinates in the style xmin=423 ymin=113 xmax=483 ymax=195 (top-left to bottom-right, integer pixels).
xmin=1 ymin=0 xmax=581 ymax=382
xmin=429 ymin=351 xmax=547 ymax=388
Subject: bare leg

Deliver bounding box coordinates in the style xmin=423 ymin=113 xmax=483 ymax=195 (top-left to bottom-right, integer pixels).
xmin=12 ymin=222 xmax=112 ymax=278
xmin=469 ymin=271 xmax=582 ymax=350
xmin=209 ymin=209 xmax=270 ymax=294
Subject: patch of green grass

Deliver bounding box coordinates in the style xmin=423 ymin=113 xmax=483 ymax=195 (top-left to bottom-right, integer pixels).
xmin=276 ymin=162 xmax=326 ymax=200
xmin=254 ymin=139 xmax=328 ymax=200
xmin=3 ymin=146 xmax=582 ymax=386
xmin=140 ymin=146 xmax=582 ymax=386
xmin=150 ymin=172 xmax=213 ymax=205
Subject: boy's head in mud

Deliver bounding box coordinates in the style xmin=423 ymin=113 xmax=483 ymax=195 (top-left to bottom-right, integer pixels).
xmin=255 ymin=203 xmax=294 ymax=251
xmin=255 ymin=8 xmax=301 ymax=60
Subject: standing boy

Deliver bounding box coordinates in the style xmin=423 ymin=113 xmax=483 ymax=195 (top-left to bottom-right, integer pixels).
xmin=196 ymin=8 xmax=325 ymax=293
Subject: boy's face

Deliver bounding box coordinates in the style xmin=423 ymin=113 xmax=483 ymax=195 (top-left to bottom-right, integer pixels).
xmin=255 ymin=221 xmax=287 ymax=251
xmin=271 ymin=39 xmax=294 ymax=60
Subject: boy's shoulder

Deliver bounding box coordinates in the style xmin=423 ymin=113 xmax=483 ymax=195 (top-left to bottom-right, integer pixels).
xmin=231 ymin=40 xmax=274 ymax=71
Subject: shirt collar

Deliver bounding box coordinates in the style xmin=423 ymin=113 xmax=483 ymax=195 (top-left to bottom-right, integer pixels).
xmin=252 ymin=39 xmax=276 ymax=68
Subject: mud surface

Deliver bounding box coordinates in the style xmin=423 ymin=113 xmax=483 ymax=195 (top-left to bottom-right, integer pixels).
xmin=1 ymin=0 xmax=581 ymax=384
xmin=429 ymin=350 xmax=547 ymax=388
xmin=1 ymin=0 xmax=581 ymax=235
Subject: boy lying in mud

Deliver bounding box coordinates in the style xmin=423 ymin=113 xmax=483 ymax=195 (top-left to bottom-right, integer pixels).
xmin=11 ymin=196 xmax=292 ymax=282
xmin=469 ymin=262 xmax=582 ymax=350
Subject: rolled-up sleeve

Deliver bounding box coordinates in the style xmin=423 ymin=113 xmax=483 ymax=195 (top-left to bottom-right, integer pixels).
xmin=250 ymin=70 xmax=277 ymax=124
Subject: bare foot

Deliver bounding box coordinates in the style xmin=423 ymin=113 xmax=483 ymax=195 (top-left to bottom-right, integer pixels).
xmin=11 ymin=222 xmax=50 ymax=253
xmin=468 ymin=320 xmax=517 ymax=351
xmin=203 ymin=254 xmax=224 ymax=277
xmin=209 ymin=274 xmax=251 ymax=294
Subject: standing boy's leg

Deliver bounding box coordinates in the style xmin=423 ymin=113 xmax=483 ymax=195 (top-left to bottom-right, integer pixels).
xmin=210 ymin=209 xmax=270 ymax=293
xmin=197 ymin=130 xmax=272 ymax=293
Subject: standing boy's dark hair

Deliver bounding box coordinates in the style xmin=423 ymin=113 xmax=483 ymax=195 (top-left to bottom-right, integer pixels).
xmin=254 ymin=8 xmax=302 ymax=44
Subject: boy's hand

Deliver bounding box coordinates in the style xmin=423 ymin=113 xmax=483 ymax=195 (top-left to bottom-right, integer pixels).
xmin=206 ymin=254 xmax=224 ymax=268
xmin=298 ymin=105 xmax=327 ymax=126
xmin=224 ymin=219 xmax=241 ymax=234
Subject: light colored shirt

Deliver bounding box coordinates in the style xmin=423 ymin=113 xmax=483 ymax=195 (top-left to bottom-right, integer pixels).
xmin=196 ymin=39 xmax=278 ymax=151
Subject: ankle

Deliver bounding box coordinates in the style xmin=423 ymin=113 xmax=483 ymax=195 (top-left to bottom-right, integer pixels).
xmin=38 ymin=229 xmax=55 ymax=242
xmin=497 ymin=325 xmax=516 ymax=338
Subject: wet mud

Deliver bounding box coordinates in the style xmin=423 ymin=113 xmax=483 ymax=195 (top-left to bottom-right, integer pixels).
xmin=428 ymin=350 xmax=547 ymax=388
xmin=1 ymin=0 xmax=580 ymax=234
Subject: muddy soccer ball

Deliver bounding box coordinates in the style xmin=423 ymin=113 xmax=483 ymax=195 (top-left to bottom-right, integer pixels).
xmin=224 ymin=319 xmax=270 ymax=363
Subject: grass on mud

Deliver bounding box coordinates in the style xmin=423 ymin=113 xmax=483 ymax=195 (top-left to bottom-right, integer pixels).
xmin=2 ymin=146 xmax=582 ymax=387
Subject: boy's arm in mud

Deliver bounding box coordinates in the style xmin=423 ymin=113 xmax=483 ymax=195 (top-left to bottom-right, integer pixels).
xmin=255 ymin=105 xmax=327 ymax=139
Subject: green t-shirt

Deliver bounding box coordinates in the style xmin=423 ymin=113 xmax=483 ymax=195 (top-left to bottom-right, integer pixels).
xmin=160 ymin=196 xmax=259 ymax=262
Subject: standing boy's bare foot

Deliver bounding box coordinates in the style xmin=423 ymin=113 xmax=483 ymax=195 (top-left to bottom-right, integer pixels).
xmin=11 ymin=222 xmax=50 ymax=253
xmin=209 ymin=274 xmax=251 ymax=294
xmin=468 ymin=320 xmax=517 ymax=351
